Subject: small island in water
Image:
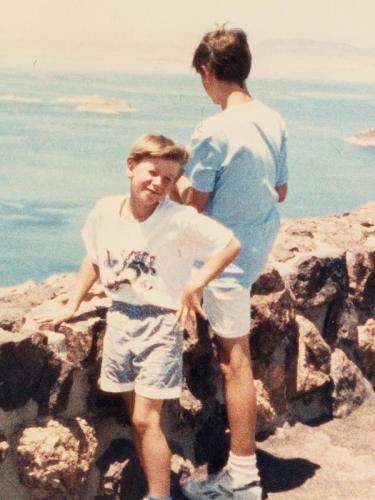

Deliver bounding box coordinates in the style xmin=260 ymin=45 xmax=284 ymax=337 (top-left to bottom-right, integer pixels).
xmin=56 ymin=94 xmax=134 ymax=115
xmin=346 ymin=127 xmax=375 ymax=147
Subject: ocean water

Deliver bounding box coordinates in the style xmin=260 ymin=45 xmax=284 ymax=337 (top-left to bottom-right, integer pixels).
xmin=1 ymin=71 xmax=374 ymax=286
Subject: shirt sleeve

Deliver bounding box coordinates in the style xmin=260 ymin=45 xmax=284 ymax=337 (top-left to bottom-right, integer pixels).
xmin=276 ymin=128 xmax=288 ymax=186
xmin=176 ymin=207 xmax=234 ymax=262
xmin=81 ymin=201 xmax=101 ymax=264
xmin=184 ymin=122 xmax=225 ymax=193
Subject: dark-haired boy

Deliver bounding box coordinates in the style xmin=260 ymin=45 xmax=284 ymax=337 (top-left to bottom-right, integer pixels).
xmin=176 ymin=28 xmax=288 ymax=500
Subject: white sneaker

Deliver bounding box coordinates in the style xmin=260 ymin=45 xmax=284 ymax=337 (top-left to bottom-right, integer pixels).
xmin=181 ymin=467 xmax=262 ymax=499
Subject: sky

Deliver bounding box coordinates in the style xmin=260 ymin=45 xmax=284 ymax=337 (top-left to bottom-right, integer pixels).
xmin=1 ymin=0 xmax=375 ymax=77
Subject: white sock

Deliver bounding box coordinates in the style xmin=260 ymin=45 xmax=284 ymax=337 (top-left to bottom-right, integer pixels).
xmin=227 ymin=451 xmax=260 ymax=488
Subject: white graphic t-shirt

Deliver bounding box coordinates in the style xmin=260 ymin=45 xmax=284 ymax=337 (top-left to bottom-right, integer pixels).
xmin=82 ymin=195 xmax=233 ymax=310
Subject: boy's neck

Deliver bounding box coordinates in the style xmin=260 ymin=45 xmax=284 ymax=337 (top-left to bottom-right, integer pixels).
xmin=122 ymin=196 xmax=158 ymax=222
xmin=218 ymin=84 xmax=252 ymax=110
xmin=224 ymin=90 xmax=252 ymax=109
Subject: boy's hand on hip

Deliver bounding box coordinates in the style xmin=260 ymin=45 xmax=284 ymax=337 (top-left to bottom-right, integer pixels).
xmin=176 ymin=281 xmax=207 ymax=328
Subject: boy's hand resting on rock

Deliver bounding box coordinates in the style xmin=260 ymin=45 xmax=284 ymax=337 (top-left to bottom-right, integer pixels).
xmin=34 ymin=301 xmax=78 ymax=327
xmin=34 ymin=256 xmax=99 ymax=328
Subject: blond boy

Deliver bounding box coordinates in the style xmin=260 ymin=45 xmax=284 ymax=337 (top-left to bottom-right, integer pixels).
xmin=38 ymin=134 xmax=240 ymax=500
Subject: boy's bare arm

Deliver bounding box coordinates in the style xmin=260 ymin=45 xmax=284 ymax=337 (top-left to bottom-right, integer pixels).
xmin=35 ymin=255 xmax=99 ymax=326
xmin=174 ymin=176 xmax=210 ymax=212
xmin=176 ymin=237 xmax=241 ymax=326
xmin=276 ymin=182 xmax=288 ymax=202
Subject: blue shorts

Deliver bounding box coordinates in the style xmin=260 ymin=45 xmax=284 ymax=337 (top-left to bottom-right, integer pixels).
xmin=100 ymin=301 xmax=184 ymax=399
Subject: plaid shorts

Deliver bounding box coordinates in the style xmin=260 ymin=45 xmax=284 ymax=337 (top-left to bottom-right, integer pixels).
xmin=100 ymin=301 xmax=184 ymax=399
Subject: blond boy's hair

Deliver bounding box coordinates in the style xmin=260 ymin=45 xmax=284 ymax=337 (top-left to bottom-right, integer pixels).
xmin=128 ymin=134 xmax=189 ymax=166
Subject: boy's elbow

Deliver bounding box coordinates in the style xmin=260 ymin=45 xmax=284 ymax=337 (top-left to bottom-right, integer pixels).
xmin=276 ymin=183 xmax=288 ymax=203
xmin=231 ymin=237 xmax=241 ymax=258
xmin=278 ymin=192 xmax=287 ymax=203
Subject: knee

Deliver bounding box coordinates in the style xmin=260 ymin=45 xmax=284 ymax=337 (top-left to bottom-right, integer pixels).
xmin=131 ymin=412 xmax=159 ymax=436
xmin=219 ymin=359 xmax=246 ymax=380
xmin=219 ymin=352 xmax=252 ymax=382
xmin=217 ymin=337 xmax=253 ymax=380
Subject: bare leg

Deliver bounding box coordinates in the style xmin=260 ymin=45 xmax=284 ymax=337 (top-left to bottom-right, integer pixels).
xmin=216 ymin=335 xmax=256 ymax=456
xmin=122 ymin=391 xmax=144 ymax=469
xmin=123 ymin=392 xmax=171 ymax=497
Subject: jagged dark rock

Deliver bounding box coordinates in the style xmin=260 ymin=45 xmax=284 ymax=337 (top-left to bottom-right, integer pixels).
xmin=0 ymin=202 xmax=374 ymax=498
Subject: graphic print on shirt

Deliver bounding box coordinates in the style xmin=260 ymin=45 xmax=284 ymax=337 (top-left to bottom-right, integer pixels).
xmin=103 ymin=249 xmax=156 ymax=291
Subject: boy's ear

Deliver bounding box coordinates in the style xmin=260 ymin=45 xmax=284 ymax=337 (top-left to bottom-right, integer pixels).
xmin=200 ymin=65 xmax=210 ymax=77
xmin=201 ymin=64 xmax=215 ymax=80
xmin=174 ymin=169 xmax=183 ymax=182
xmin=126 ymin=158 xmax=135 ymax=178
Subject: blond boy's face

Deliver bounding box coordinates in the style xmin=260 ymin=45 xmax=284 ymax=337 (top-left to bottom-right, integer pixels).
xmin=127 ymin=157 xmax=181 ymax=207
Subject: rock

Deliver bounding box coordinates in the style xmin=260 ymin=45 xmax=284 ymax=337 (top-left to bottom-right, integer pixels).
xmin=255 ymin=379 xmax=280 ymax=429
xmin=324 ymin=299 xmax=359 ymax=355
xmin=0 ymin=332 xmax=62 ymax=412
xmin=251 ymin=288 xmax=295 ymax=357
xmin=0 ymin=201 xmax=374 ymax=498
xmin=251 ymin=265 xmax=285 ymax=295
xmin=0 ymin=434 xmax=9 ymax=461
xmin=330 ymin=349 xmax=373 ymax=418
xmin=346 ymin=127 xmax=375 ymax=147
xmin=183 ymin=323 xmax=219 ymax=406
xmin=0 ymin=288 xmax=109 ymax=416
xmin=96 ymin=438 xmax=147 ymax=500
xmin=302 ymin=303 xmax=329 ymax=334
xmin=287 ymin=253 xmax=349 ymax=308
xmin=0 ymin=275 xmax=75 ymax=332
xmin=0 ymin=400 xmax=39 ymax=441
xmin=56 ymin=95 xmax=134 ymax=115
xmin=16 ymin=418 xmax=97 ymax=499
xmin=313 ymin=216 xmax=367 ymax=250
xmin=346 ymin=249 xmax=375 ymax=312
xmin=0 ymin=305 xmax=27 ymax=333
xmin=357 ymin=318 xmax=375 ymax=387
xmin=271 ymin=220 xmax=318 ymax=262
xmin=251 ymin=289 xmax=297 ymax=428
xmin=294 ymin=315 xmax=331 ymax=396
xmin=287 ymin=385 xmax=332 ymax=424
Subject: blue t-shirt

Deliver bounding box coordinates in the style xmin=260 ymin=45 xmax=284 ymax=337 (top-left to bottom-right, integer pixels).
xmin=185 ymin=99 xmax=288 ymax=288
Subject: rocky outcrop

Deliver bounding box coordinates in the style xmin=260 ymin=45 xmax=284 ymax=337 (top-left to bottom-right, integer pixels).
xmin=346 ymin=127 xmax=375 ymax=147
xmin=16 ymin=418 xmax=97 ymax=499
xmin=56 ymin=95 xmax=134 ymax=115
xmin=0 ymin=202 xmax=374 ymax=499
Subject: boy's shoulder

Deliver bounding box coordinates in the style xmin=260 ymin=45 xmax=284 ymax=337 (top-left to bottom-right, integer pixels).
xmin=93 ymin=194 xmax=123 ymax=210
xmin=193 ymin=100 xmax=285 ymax=139
xmin=250 ymin=99 xmax=286 ymax=126
xmin=87 ymin=194 xmax=123 ymax=220
xmin=160 ymin=198 xmax=198 ymax=219
xmin=222 ymin=99 xmax=286 ymax=127
xmin=157 ymin=199 xmax=207 ymax=230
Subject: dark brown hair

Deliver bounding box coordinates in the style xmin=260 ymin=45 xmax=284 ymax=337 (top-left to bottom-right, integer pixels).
xmin=192 ymin=28 xmax=252 ymax=85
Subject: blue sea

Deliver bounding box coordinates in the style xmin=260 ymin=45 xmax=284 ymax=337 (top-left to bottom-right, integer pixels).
xmin=1 ymin=71 xmax=374 ymax=286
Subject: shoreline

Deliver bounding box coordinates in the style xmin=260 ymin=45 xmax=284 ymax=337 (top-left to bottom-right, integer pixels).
xmin=2 ymin=201 xmax=375 ymax=289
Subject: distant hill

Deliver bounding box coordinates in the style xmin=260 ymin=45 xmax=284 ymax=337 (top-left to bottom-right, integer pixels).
xmin=252 ymin=38 xmax=375 ymax=82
